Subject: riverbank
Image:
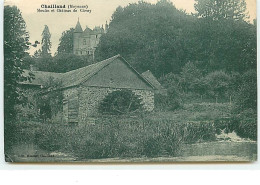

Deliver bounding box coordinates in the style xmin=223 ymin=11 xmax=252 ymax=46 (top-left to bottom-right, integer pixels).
xmin=6 ymin=140 xmax=257 ymax=163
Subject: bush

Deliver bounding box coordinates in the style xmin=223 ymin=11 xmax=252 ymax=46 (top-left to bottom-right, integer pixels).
xmin=5 ymin=121 xmax=40 ymax=154
xmin=13 ymin=115 xmax=258 ymax=160
xmin=9 ymin=115 xmax=256 ymax=161
xmin=27 ymin=117 xmax=187 ymax=159
xmin=98 ymin=89 xmax=143 ymax=115
xmin=214 ymin=117 xmax=257 ymax=141
xmin=28 ymin=116 xmax=220 ymax=159
xmin=236 ymin=119 xmax=257 ymax=141
xmin=4 ymin=122 xmax=17 ymax=153
xmin=181 ymin=122 xmax=216 ymax=143
xmin=202 ymin=71 xmax=231 ymax=102
xmin=34 ymin=124 xmax=67 ymax=152
xmin=155 ymin=93 xmax=182 ymax=111
xmin=155 ymin=89 xmax=183 ymax=111
xmin=143 ymin=136 xmax=163 ymax=157
xmin=233 ymin=70 xmax=257 ymax=115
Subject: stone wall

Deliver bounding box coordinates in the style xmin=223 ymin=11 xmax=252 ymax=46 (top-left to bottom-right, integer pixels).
xmin=62 ymin=86 xmax=154 ymax=123
xmin=133 ymin=89 xmax=154 ymax=111
xmin=78 ymin=86 xmax=112 ymax=123
xmin=63 ymin=88 xmax=78 ymax=123
xmin=77 ymin=86 xmax=154 ymax=124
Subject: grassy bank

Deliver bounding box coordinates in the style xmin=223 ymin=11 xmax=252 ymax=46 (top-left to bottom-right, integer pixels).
xmin=5 ymin=103 xmax=257 ymax=160
xmin=7 ymin=117 xmax=216 ymax=159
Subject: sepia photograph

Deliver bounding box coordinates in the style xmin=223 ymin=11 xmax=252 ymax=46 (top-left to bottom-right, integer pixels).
xmin=3 ymin=0 xmax=257 ymax=163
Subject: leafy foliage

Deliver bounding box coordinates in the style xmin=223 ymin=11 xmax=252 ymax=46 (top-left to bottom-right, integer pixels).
xmin=96 ymin=0 xmax=195 ymax=77
xmin=234 ymin=70 xmax=257 ymax=117
xmin=214 ymin=118 xmax=257 ymax=141
xmin=23 ymin=53 xmax=92 ymax=73
xmin=49 ymin=53 xmax=92 ymax=73
xmin=18 ymin=116 xmax=217 ymax=159
xmin=4 ymin=5 xmax=31 ymax=120
xmin=57 ymin=28 xmax=74 ymax=54
xmin=41 ymin=25 xmax=52 ymax=56
xmin=202 ymin=71 xmax=231 ymax=102
xmin=96 ymin=0 xmax=256 ymax=78
xmin=98 ymin=90 xmax=143 ymax=115
xmin=178 ymin=61 xmax=203 ymax=93
xmin=194 ymin=0 xmax=249 ymax=21
xmin=36 ymin=77 xmax=63 ymax=121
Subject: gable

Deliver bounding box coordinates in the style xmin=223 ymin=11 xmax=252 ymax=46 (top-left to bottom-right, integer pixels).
xmin=82 ymin=58 xmax=153 ymax=90
xmin=142 ymin=70 xmax=163 ymax=90
xmin=60 ymin=55 xmax=119 ymax=88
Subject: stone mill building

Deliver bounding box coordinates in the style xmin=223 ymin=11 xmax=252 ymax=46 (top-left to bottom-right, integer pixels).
xmin=22 ymin=55 xmax=162 ymax=124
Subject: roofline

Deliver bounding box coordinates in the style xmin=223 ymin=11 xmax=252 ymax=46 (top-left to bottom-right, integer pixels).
xmin=77 ymin=54 xmax=119 ymax=87
xmin=78 ymin=54 xmax=155 ymax=89
xmin=21 ymin=54 xmax=156 ymax=91
xmin=118 ymin=55 xmax=156 ymax=89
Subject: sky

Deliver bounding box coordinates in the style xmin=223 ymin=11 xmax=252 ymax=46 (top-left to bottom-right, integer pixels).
xmin=4 ymin=0 xmax=257 ymax=55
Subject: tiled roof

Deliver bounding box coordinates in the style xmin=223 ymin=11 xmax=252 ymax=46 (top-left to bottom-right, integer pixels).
xmin=141 ymin=70 xmax=163 ymax=90
xmin=83 ymin=26 xmax=92 ymax=34
xmin=60 ymin=55 xmax=120 ymax=88
xmin=74 ymin=21 xmax=83 ymax=32
xmin=21 ymin=55 xmax=158 ymax=90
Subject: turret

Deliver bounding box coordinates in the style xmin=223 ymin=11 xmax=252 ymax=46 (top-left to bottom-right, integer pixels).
xmin=73 ymin=18 xmax=83 ymax=54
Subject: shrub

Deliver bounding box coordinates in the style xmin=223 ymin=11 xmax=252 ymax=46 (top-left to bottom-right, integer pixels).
xmin=14 ymin=116 xmax=258 ymax=160
xmin=233 ymin=70 xmax=257 ymax=115
xmin=28 ymin=117 xmax=189 ymax=159
xmin=236 ymin=119 xmax=257 ymax=141
xmin=202 ymin=71 xmax=231 ymax=102
xmin=4 ymin=122 xmax=17 ymax=153
xmin=34 ymin=124 xmax=67 ymax=152
xmin=155 ymin=89 xmax=182 ymax=111
xmin=154 ymin=94 xmax=169 ymax=110
xmin=181 ymin=122 xmax=216 ymax=143
xmin=143 ymin=136 xmax=163 ymax=157
xmin=98 ymin=89 xmax=143 ymax=115
xmin=214 ymin=117 xmax=257 ymax=141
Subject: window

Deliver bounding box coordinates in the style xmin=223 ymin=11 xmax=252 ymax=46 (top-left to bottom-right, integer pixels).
xmin=83 ymin=39 xmax=86 ymax=45
xmin=96 ymin=35 xmax=98 ymax=39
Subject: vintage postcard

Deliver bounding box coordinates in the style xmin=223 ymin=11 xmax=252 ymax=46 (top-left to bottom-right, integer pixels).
xmin=4 ymin=0 xmax=257 ymax=163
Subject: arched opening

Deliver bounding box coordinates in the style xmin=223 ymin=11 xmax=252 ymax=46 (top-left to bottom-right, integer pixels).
xmin=98 ymin=89 xmax=143 ymax=115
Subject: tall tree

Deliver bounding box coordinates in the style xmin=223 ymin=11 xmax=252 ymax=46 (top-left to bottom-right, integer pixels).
xmin=41 ymin=25 xmax=52 ymax=56
xmin=57 ymin=28 xmax=74 ymax=54
xmin=194 ymin=0 xmax=249 ymax=21
xmin=4 ymin=5 xmax=30 ymax=120
xmin=193 ymin=0 xmax=255 ymax=73
xmin=95 ymin=1 xmax=195 ymax=77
